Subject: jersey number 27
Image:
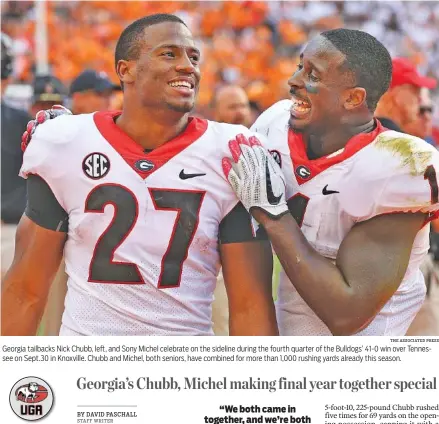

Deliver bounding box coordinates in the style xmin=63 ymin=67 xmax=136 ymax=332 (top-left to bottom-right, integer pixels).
xmin=85 ymin=184 xmax=205 ymax=288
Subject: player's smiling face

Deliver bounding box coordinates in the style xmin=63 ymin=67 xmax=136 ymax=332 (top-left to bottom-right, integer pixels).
xmin=131 ymin=22 xmax=201 ymax=113
xmin=287 ymin=36 xmax=356 ymax=134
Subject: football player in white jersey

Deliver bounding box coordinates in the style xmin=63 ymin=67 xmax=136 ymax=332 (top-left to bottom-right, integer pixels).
xmin=1 ymin=14 xmax=278 ymax=336
xmin=222 ymin=29 xmax=439 ymax=336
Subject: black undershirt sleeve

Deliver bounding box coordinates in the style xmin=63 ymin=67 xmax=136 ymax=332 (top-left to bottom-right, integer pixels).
xmin=25 ymin=174 xmax=69 ymax=232
xmin=219 ymin=202 xmax=268 ymax=244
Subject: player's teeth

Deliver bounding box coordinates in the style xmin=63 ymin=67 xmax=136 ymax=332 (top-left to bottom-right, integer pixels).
xmin=169 ymin=81 xmax=191 ymax=88
xmin=292 ymin=102 xmax=310 ymax=112
xmin=293 ymin=99 xmax=310 ymax=108
xmin=293 ymin=99 xmax=310 ymax=110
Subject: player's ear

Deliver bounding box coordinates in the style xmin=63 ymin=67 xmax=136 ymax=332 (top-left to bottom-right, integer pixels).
xmin=344 ymin=87 xmax=367 ymax=111
xmin=116 ymin=60 xmax=135 ymax=86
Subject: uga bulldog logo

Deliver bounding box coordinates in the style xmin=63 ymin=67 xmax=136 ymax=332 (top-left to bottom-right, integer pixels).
xmin=10 ymin=377 xmax=54 ymax=421
xmin=15 ymin=382 xmax=48 ymax=403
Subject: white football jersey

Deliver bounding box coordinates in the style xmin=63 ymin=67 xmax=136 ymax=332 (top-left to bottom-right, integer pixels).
xmin=21 ymin=112 xmax=260 ymax=336
xmin=253 ymin=100 xmax=439 ymax=336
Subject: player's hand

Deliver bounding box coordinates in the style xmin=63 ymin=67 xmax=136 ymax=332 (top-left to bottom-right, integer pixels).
xmin=222 ymin=134 xmax=289 ymax=220
xmin=21 ymin=105 xmax=72 ymax=152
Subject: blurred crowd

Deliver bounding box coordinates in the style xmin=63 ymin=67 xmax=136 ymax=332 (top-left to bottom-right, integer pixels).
xmin=2 ymin=0 xmax=439 ymax=119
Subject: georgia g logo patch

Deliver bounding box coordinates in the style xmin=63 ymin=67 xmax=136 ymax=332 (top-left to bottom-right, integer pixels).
xmin=10 ymin=377 xmax=55 ymax=421
xmin=295 ymin=165 xmax=311 ymax=180
xmin=134 ymin=159 xmax=155 ymax=173
xmin=82 ymin=153 xmax=110 ymax=179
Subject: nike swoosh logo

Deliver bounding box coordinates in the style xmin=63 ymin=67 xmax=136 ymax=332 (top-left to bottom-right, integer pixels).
xmin=266 ymin=162 xmax=282 ymax=205
xmin=322 ymin=185 xmax=339 ymax=195
xmin=179 ymin=170 xmax=206 ymax=180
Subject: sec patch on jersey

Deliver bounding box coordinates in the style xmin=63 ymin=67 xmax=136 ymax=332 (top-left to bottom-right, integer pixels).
xmin=82 ymin=152 xmax=111 ymax=179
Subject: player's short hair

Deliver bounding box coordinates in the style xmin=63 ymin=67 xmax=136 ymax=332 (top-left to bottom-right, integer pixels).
xmin=114 ymin=13 xmax=187 ymax=70
xmin=321 ymin=28 xmax=392 ymax=112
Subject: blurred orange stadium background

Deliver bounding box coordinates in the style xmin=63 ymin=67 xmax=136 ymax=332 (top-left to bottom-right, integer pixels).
xmin=2 ymin=0 xmax=438 ymax=120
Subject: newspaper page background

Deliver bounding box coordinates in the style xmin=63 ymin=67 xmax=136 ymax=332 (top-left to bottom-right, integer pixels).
xmin=1 ymin=337 xmax=438 ymax=424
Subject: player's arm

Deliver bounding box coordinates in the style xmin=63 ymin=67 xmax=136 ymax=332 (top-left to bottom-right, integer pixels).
xmin=256 ymin=211 xmax=424 ymax=335
xmin=222 ymin=134 xmax=428 ymax=335
xmin=219 ymin=204 xmax=278 ymax=336
xmin=1 ymin=175 xmax=68 ymax=336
